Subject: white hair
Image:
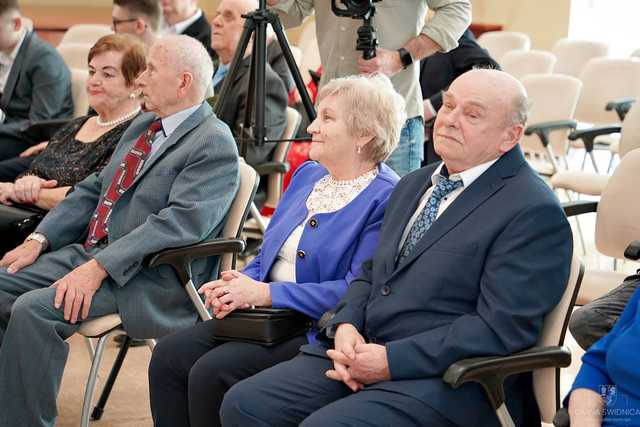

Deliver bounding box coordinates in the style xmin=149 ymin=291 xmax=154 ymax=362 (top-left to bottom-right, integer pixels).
xmin=156 ymin=35 xmax=213 ymax=99
xmin=318 ymin=74 xmax=407 ymax=163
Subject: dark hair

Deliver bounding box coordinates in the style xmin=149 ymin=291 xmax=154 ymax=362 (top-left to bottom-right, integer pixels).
xmin=113 ymin=0 xmax=161 ymax=31
xmin=88 ymin=34 xmax=147 ymax=86
xmin=0 ymin=0 xmax=19 ymax=16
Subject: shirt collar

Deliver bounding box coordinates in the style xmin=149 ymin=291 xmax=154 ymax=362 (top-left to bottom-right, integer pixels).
xmin=158 ymin=104 xmax=201 ymax=138
xmin=431 ymin=157 xmax=499 ymax=188
xmin=170 ymin=9 xmax=203 ymax=35
xmin=0 ymin=28 xmax=26 ymax=65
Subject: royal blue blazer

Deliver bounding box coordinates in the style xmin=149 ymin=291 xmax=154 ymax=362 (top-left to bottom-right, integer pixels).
xmin=242 ymin=161 xmax=399 ymax=341
xmin=567 ymin=285 xmax=640 ymax=426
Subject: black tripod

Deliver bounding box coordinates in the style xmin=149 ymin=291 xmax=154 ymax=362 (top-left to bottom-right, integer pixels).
xmin=214 ymin=0 xmax=316 ymax=159
xmin=215 ymin=0 xmax=316 ymax=233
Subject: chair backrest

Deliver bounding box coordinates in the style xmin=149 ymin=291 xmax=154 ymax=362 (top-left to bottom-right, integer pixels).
xmin=595 ymin=148 xmax=640 ymax=258
xmin=521 ymin=74 xmax=582 ymax=158
xmin=60 ymin=24 xmax=112 ymax=45
xmin=533 ymin=255 xmax=584 ymax=423
xmin=501 ymin=50 xmax=556 ymax=80
xmin=70 ymin=68 xmax=89 ymax=118
xmin=477 ymin=31 xmax=530 ymax=64
xmin=57 ymin=43 xmax=91 ymax=70
xmin=552 ymin=39 xmax=609 ymax=77
xmin=219 ymin=161 xmax=258 ymax=271
xmin=264 ymin=107 xmax=302 ymax=209
xmin=619 ymin=105 xmax=640 ymax=158
xmin=575 ymin=58 xmax=640 ymax=125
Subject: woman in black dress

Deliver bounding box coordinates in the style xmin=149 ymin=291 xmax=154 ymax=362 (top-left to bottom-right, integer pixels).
xmin=0 ymin=34 xmax=147 ymax=253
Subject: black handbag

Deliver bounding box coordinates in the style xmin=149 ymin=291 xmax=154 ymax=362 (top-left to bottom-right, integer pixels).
xmin=209 ymin=308 xmax=313 ymax=346
xmin=0 ymin=204 xmax=45 ymax=254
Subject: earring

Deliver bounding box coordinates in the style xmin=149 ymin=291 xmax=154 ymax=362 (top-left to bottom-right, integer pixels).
xmin=356 ymin=145 xmax=362 ymax=154
xmin=129 ymin=93 xmax=137 ymax=99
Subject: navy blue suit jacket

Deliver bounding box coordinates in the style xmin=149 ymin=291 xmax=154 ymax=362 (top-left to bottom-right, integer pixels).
xmin=316 ymin=146 xmax=573 ymax=426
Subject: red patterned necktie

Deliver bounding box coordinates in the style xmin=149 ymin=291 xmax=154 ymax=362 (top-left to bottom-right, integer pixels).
xmin=84 ymin=120 xmax=163 ymax=248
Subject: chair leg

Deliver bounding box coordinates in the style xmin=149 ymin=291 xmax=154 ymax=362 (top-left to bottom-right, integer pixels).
xmin=607 ymin=152 xmax=616 ymax=173
xmin=81 ymin=334 xmax=112 ymax=427
xmin=495 ymin=403 xmax=517 ymax=427
xmin=249 ymin=202 xmax=267 ymax=233
xmin=580 ymin=151 xmax=587 ymax=171
xmin=90 ymin=335 xmax=132 ymax=421
xmin=84 ymin=337 xmax=95 ymax=360
xmin=589 ymin=151 xmax=599 ymax=173
xmin=564 ymin=190 xmax=587 ymax=256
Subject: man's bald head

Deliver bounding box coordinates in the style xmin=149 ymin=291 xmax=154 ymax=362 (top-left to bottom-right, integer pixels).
xmin=433 ymin=69 xmax=530 ymax=173
xmin=136 ymin=35 xmax=213 ymax=117
xmin=211 ymin=0 xmax=258 ymax=64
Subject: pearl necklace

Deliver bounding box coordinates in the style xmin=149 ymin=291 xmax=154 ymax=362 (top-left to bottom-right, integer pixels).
xmin=95 ymin=106 xmax=141 ymax=127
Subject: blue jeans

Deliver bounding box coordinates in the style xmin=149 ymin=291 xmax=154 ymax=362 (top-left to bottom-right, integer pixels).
xmin=384 ymin=116 xmax=424 ymax=177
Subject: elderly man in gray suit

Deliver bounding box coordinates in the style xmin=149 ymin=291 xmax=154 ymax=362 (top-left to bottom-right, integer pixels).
xmin=0 ymin=34 xmax=239 ymax=427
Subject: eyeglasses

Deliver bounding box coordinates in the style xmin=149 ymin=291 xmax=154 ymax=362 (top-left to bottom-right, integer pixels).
xmin=111 ymin=17 xmax=138 ymax=29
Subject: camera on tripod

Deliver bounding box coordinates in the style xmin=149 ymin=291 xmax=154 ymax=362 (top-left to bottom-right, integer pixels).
xmin=331 ymin=0 xmax=381 ymax=59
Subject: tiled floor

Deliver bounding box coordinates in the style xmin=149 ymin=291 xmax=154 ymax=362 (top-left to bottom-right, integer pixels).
xmin=55 ymin=146 xmax=637 ymax=426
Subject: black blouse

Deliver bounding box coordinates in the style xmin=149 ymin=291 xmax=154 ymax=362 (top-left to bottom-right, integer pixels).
xmin=19 ymin=115 xmax=136 ymax=187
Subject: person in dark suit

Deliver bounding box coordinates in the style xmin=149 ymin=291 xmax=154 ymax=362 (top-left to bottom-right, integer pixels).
xmin=0 ymin=35 xmax=239 ymax=427
xmin=160 ymin=0 xmax=214 ymax=59
xmin=0 ymin=0 xmax=73 ymax=162
xmin=421 ymin=29 xmax=499 ymax=165
xmin=220 ymin=69 xmax=574 ymax=427
xmin=211 ymin=0 xmax=287 ymax=168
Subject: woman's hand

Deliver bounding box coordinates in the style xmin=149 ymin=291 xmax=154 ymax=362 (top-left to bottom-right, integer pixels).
xmin=0 ymin=182 xmax=16 ymax=205
xmin=13 ymin=175 xmax=57 ymax=204
xmin=20 ymin=141 xmax=49 ymax=157
xmin=198 ymin=270 xmax=271 ymax=319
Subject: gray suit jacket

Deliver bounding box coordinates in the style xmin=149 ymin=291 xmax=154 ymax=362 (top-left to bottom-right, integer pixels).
xmin=0 ymin=31 xmax=73 ymax=149
xmin=36 ymin=103 xmax=240 ymax=338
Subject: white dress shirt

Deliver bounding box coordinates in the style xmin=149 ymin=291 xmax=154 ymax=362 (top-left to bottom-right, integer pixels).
xmin=397 ymin=158 xmax=499 ymax=254
xmin=0 ymin=29 xmax=26 ymax=93
xmin=161 ymin=9 xmax=203 ymax=35
xmin=149 ymin=104 xmax=201 ymax=158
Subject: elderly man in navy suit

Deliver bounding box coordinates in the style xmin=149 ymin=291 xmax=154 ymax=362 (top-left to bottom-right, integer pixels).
xmin=0 ymin=35 xmax=239 ymax=427
xmin=220 ymin=69 xmax=573 ymax=427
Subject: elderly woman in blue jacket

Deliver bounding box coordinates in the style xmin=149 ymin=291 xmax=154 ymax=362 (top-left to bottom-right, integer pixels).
xmin=565 ymin=284 xmax=640 ymax=426
xmin=148 ymin=73 xmax=406 ymax=427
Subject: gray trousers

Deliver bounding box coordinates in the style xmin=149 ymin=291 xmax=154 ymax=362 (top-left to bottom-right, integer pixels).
xmin=569 ymin=273 xmax=640 ymax=350
xmin=0 ymin=244 xmax=119 ymax=427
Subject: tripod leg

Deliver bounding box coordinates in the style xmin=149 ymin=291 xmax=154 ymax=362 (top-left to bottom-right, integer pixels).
xmin=270 ymin=14 xmax=317 ymax=122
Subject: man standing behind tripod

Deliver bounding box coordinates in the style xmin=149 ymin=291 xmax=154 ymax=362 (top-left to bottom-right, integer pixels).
xmin=267 ymin=0 xmax=470 ymax=176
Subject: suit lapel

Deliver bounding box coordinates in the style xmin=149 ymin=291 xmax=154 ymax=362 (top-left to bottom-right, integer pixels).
xmin=382 ymin=171 xmax=435 ymax=280
xmin=1 ymin=31 xmax=32 ymax=111
xmin=391 ymin=147 xmax=525 ymax=278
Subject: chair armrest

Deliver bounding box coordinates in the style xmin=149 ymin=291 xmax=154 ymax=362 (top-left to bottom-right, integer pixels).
xmin=253 ymin=161 xmax=290 ymax=176
xmin=443 ymin=346 xmax=571 ymax=409
xmin=568 ymin=125 xmax=621 ymax=152
xmin=562 ymin=200 xmax=598 ymax=217
xmin=145 ymin=238 xmax=246 ymax=283
xmin=524 ymin=120 xmax=578 ymax=147
xmin=24 ymin=118 xmax=73 ymax=142
xmin=605 ymin=97 xmax=636 ymax=121
xmin=624 ymin=240 xmax=640 ymax=261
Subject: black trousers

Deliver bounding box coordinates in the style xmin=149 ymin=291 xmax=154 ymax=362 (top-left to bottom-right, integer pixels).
xmin=148 ymin=319 xmax=306 ymax=427
xmin=220 ymin=353 xmax=458 ymax=427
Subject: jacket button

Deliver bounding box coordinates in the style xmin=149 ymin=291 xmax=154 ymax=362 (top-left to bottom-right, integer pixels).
xmin=297 ymin=250 xmax=306 ymax=259
xmin=370 ymin=337 xmax=377 ymax=344
xmin=380 ymin=286 xmax=391 ymax=296
xmin=308 ymin=218 xmax=318 ymax=228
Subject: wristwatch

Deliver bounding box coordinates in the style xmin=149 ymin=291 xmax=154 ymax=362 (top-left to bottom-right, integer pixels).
xmin=397 ymin=47 xmax=413 ymax=69
xmin=26 ymin=232 xmax=48 ymax=249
